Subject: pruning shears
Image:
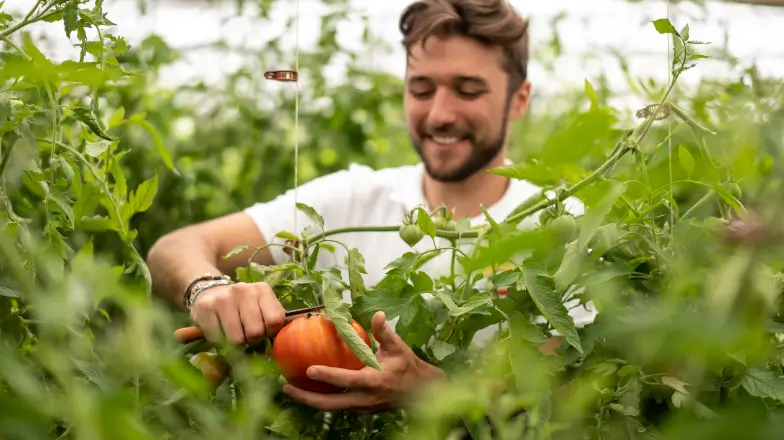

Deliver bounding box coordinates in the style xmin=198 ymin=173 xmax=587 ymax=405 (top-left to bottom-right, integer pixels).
xmin=173 ymin=304 xmax=326 ymax=344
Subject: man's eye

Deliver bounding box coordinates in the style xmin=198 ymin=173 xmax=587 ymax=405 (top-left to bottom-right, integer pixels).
xmin=410 ymin=89 xmax=433 ymax=98
xmin=459 ymin=89 xmax=483 ymax=98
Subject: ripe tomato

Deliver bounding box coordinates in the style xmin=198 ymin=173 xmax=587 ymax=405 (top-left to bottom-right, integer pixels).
xmin=272 ymin=314 xmax=372 ymax=394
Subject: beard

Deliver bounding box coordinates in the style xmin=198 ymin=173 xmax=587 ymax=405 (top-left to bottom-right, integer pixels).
xmin=411 ymin=107 xmax=510 ymax=183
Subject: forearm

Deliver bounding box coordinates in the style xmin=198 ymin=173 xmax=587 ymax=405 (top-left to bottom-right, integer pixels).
xmin=146 ymin=231 xmax=225 ymax=309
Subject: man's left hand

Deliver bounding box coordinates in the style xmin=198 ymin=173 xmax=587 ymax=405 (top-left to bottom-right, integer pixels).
xmin=282 ymin=311 xmax=446 ymax=414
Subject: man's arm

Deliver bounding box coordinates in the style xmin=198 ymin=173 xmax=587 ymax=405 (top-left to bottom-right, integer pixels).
xmin=146 ymin=211 xmax=273 ymax=309
xmin=146 ymin=212 xmax=287 ymax=345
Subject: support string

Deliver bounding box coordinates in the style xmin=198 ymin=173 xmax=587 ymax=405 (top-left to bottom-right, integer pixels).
xmin=263 ymin=0 xmax=301 ymax=257
xmin=666 ymin=0 xmax=674 ymax=228
xmin=293 ymin=0 xmax=300 ymax=238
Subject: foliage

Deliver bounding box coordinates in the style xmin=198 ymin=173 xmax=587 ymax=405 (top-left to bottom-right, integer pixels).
xmin=2 ymin=1 xmax=784 ymax=440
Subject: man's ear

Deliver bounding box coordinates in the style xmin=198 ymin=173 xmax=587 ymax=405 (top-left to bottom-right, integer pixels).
xmin=509 ymin=80 xmax=532 ymax=120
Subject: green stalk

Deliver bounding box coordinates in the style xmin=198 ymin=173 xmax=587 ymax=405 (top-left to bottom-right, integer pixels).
xmin=0 ymin=6 xmax=60 ymax=40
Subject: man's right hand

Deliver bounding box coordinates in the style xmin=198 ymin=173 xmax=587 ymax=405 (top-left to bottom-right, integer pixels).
xmin=189 ymin=281 xmax=286 ymax=346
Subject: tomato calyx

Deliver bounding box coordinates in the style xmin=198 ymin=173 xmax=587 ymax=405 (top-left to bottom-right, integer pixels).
xmin=539 ymin=200 xmax=567 ymax=227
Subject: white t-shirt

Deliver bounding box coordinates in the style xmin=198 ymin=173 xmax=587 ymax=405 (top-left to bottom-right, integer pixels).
xmin=244 ymin=162 xmax=596 ymax=345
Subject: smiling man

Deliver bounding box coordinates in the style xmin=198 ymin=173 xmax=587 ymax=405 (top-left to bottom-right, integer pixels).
xmin=147 ymin=0 xmax=591 ymax=414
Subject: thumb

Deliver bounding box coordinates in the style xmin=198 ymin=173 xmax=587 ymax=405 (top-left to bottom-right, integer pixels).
xmin=371 ymin=311 xmax=403 ymax=354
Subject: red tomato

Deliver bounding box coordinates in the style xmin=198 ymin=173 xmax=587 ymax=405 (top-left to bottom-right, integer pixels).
xmin=272 ymin=313 xmax=372 ymax=394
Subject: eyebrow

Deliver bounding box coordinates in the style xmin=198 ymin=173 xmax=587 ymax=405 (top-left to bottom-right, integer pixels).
xmin=407 ymin=75 xmax=489 ymax=86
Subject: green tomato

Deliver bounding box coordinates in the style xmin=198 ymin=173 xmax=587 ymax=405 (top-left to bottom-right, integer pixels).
xmin=399 ymin=224 xmax=424 ymax=247
xmin=433 ymin=217 xmax=456 ymax=231
xmin=549 ymin=215 xmax=576 ymax=241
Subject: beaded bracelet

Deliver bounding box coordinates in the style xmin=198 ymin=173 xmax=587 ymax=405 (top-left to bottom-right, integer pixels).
xmin=183 ymin=273 xmax=232 ymax=309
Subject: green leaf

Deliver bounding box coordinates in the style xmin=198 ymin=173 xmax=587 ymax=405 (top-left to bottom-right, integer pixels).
xmin=0 ymin=276 xmax=21 ymax=298
xmin=323 ymin=281 xmax=381 ymax=370
xmin=275 ymin=230 xmax=298 ymax=241
xmin=678 ymin=145 xmax=695 ymax=176
xmin=395 ymin=296 xmax=434 ymax=347
xmin=680 ymin=24 xmax=690 ymax=41
xmin=652 ymin=18 xmax=678 ymax=35
xmin=577 ymin=180 xmax=625 ymax=250
xmin=741 ymin=367 xmax=784 ymax=402
xmin=48 ymin=191 xmax=75 ymax=229
xmin=431 ymin=339 xmax=457 ymax=361
xmin=347 ymin=248 xmax=367 ymax=300
xmin=436 ymin=291 xmax=492 ymax=318
xmin=584 ymin=79 xmax=599 ymax=109
xmin=662 ymin=376 xmax=689 ymax=395
xmin=490 ymin=162 xmax=560 ymax=187
xmin=118 ymin=118 xmax=176 ymax=173
xmin=416 ymin=206 xmax=436 ymax=239
xmin=63 ymin=0 xmax=79 ymax=38
xmin=0 ymin=94 xmax=10 ymax=124
xmin=128 ymin=173 xmax=158 ymax=215
xmin=307 ymin=243 xmax=320 ymax=270
xmin=553 ymin=240 xmax=585 ymax=291
xmin=296 ymin=203 xmax=324 ymax=230
xmin=351 ymin=295 xmax=416 ymax=324
xmin=506 ymin=310 xmax=547 ymax=346
xmin=520 ymin=267 xmax=582 ymax=353
xmin=108 ymin=106 xmax=125 ymax=127
xmin=480 ymin=205 xmax=500 ymax=232
xmin=72 ymin=107 xmax=116 ymax=141
xmin=85 ymin=140 xmax=112 ymax=158
xmin=222 ymin=244 xmax=249 ymax=259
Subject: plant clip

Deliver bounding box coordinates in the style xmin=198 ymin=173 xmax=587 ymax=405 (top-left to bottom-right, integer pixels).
xmin=264 ymin=70 xmax=298 ymax=82
xmin=636 ymin=103 xmax=671 ymax=121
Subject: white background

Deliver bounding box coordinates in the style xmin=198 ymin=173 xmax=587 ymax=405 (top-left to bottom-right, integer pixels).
xmin=7 ymin=0 xmax=784 ymax=112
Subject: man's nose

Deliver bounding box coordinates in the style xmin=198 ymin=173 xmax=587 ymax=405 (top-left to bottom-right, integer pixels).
xmin=425 ymin=89 xmax=458 ymax=128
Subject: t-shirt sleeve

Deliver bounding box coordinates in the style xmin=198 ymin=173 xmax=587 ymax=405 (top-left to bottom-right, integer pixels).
xmin=243 ymin=165 xmax=368 ymax=265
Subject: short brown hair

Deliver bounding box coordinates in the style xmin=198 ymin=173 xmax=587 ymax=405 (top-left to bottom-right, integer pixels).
xmin=398 ymin=0 xmax=530 ymax=92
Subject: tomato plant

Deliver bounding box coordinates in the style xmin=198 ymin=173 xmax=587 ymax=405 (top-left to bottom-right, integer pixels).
xmin=272 ymin=314 xmax=372 ymax=393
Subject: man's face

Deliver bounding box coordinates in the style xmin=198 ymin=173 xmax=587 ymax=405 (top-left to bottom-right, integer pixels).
xmin=404 ymin=34 xmax=531 ymax=183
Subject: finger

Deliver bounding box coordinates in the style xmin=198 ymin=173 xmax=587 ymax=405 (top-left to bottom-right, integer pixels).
xmin=371 ymin=311 xmax=404 ymax=355
xmin=196 ymin=311 xmax=223 ymax=344
xmin=282 ymin=385 xmax=370 ymax=412
xmin=306 ymin=365 xmax=374 ymax=390
xmin=215 ymin=295 xmax=246 ymax=345
xmin=238 ymin=290 xmax=265 ymax=345
xmin=258 ymin=283 xmax=286 ymax=336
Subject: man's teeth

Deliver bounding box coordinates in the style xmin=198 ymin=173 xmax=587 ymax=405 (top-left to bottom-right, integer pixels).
xmin=432 ymin=136 xmax=460 ymax=145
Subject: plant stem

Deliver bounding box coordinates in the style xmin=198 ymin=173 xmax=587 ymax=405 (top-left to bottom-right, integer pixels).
xmin=503 ymin=145 xmax=630 ymax=226
xmin=0 ymin=6 xmax=60 ymax=40
xmin=680 ymin=190 xmax=715 ymax=220
xmin=0 ymin=134 xmax=16 ymax=180
xmin=306 ymin=225 xmax=480 ymax=244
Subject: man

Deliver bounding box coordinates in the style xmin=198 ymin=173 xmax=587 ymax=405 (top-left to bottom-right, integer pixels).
xmin=147 ymin=0 xmax=591 ymax=414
